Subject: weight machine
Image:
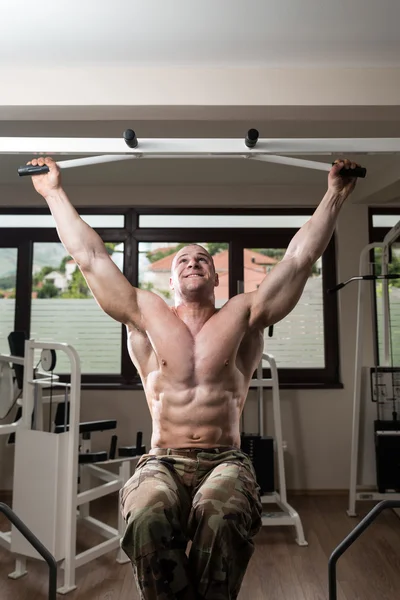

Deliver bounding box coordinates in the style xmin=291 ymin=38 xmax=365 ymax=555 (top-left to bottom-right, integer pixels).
xmin=329 ymin=219 xmax=400 ymax=515
xmin=242 ymin=353 xmax=308 ymax=546
xmin=0 ymin=338 xmax=144 ymax=594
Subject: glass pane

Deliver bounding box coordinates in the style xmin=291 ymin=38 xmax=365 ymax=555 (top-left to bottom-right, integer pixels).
xmin=139 ymin=214 xmax=310 ymax=229
xmin=0 ymin=248 xmax=17 ymax=355
xmin=372 ymin=215 xmax=400 ymax=228
xmin=243 ymin=248 xmax=324 ymax=368
xmin=0 ymin=214 xmax=124 ymax=228
xmin=138 ymin=242 xmax=229 ymax=308
xmin=30 ymin=242 xmax=124 ymax=374
xmin=374 ymin=245 xmax=400 ymax=366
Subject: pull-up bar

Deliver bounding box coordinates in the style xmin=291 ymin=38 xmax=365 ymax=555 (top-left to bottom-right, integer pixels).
xmin=0 ymin=128 xmax=388 ymax=178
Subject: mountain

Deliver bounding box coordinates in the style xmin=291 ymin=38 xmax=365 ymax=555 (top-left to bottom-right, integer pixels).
xmin=0 ymin=244 xmax=68 ymax=280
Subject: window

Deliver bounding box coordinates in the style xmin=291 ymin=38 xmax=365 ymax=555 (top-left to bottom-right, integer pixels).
xmin=139 ymin=214 xmax=311 ymax=228
xmin=374 ymin=244 xmax=400 ymax=366
xmin=0 ymin=247 xmax=17 ymax=355
xmin=243 ymin=248 xmax=324 ymax=368
xmin=370 ymin=209 xmax=400 ymax=366
xmin=1 ymin=214 xmax=125 ymax=228
xmin=0 ymin=207 xmax=340 ymax=388
xmin=0 ymin=209 xmax=131 ymax=386
xmin=30 ymin=242 xmax=124 ymax=374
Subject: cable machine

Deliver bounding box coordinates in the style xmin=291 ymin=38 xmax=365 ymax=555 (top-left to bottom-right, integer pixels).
xmin=329 ymin=220 xmax=400 ymax=515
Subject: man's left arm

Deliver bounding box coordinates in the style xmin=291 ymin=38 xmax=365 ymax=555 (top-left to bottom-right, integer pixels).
xmin=248 ymin=159 xmax=359 ymax=329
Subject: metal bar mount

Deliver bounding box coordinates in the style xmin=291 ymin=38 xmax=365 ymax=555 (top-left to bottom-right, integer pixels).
xmin=1 ymin=128 xmax=370 ymax=178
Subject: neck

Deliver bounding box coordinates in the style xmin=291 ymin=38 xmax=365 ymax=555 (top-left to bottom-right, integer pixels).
xmin=174 ymin=298 xmax=216 ymax=319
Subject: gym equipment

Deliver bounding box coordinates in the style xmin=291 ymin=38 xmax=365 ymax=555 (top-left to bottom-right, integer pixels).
xmin=0 ymin=129 xmax=374 ymax=178
xmin=243 ymin=353 xmax=307 ymax=546
xmin=328 ymin=499 xmax=400 ymax=600
xmin=330 ymin=220 xmax=400 ymax=515
xmin=241 ymin=433 xmax=275 ymax=494
xmin=0 ymin=338 xmax=143 ymax=594
xmin=0 ymin=502 xmax=57 ymax=600
xmin=0 ymin=361 xmax=14 ymax=419
xmin=0 ymin=331 xmax=28 ymax=421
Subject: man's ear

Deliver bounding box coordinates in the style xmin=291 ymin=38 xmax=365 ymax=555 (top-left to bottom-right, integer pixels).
xmin=214 ymin=273 xmax=219 ymax=288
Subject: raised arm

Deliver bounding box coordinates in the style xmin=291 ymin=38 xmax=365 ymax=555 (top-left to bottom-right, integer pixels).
xmin=248 ymin=159 xmax=359 ymax=329
xmin=28 ymin=157 xmax=144 ymax=327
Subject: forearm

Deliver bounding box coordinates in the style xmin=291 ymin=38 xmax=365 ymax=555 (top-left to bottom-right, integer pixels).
xmin=44 ymin=188 xmax=106 ymax=263
xmin=286 ymin=189 xmax=346 ymax=265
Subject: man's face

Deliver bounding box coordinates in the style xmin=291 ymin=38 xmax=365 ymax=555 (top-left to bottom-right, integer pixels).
xmin=170 ymin=245 xmax=219 ymax=297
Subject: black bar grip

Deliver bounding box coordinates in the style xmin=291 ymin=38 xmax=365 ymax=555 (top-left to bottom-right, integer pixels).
xmin=332 ymin=164 xmax=367 ymax=178
xmin=18 ymin=165 xmax=50 ymax=177
xmin=327 ymin=282 xmax=345 ymax=294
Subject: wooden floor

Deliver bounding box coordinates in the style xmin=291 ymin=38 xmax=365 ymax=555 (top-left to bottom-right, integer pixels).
xmin=1 ymin=494 xmax=400 ymax=599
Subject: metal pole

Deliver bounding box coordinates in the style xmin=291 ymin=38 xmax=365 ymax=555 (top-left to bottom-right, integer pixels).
xmin=0 ymin=502 xmax=57 ymax=600
xmin=328 ymin=499 xmax=400 ymax=600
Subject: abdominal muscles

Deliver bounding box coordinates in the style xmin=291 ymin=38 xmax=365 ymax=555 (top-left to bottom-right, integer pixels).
xmin=145 ymin=373 xmax=246 ymax=449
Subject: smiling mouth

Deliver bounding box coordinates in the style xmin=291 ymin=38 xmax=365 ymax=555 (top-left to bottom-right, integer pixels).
xmin=186 ymin=274 xmax=203 ymax=278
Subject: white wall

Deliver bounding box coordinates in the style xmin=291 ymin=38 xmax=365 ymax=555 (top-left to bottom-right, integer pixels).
xmin=2 ymin=67 xmax=400 ymax=112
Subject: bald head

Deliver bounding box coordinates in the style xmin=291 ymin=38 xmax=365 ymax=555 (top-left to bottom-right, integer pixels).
xmin=172 ymin=244 xmax=214 ymax=272
xmin=169 ymin=244 xmax=219 ymax=300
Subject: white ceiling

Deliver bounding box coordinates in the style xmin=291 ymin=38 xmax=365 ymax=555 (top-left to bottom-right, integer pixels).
xmin=1 ymin=0 xmax=400 ymax=68
xmin=1 ymin=0 xmax=400 ymax=204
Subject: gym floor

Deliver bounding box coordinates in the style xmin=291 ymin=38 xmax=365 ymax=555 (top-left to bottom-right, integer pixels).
xmin=1 ymin=493 xmax=399 ymax=599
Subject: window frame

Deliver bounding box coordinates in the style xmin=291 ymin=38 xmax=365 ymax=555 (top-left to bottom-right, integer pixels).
xmin=0 ymin=206 xmax=341 ymax=389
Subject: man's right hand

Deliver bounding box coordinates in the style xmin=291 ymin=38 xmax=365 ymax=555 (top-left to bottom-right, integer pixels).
xmin=27 ymin=157 xmax=62 ymax=198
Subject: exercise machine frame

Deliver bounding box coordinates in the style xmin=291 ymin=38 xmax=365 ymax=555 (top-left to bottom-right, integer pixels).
xmin=0 ymin=339 xmax=137 ymax=594
xmin=348 ymin=220 xmax=400 ymax=516
xmin=251 ymin=353 xmax=307 ymax=546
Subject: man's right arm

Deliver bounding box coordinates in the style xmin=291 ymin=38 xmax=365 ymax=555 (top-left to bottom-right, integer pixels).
xmin=28 ymin=157 xmax=147 ymax=327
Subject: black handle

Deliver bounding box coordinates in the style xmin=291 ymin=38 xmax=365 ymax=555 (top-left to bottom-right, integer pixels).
xmin=328 ymin=273 xmax=400 ymax=294
xmin=18 ymin=165 xmax=50 ymax=177
xmin=327 ymin=282 xmax=346 ymax=294
xmin=333 ymin=164 xmax=367 ymax=178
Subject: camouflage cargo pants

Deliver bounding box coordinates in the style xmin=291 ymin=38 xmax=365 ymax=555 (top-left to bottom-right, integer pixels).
xmin=119 ymin=447 xmax=263 ymax=600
